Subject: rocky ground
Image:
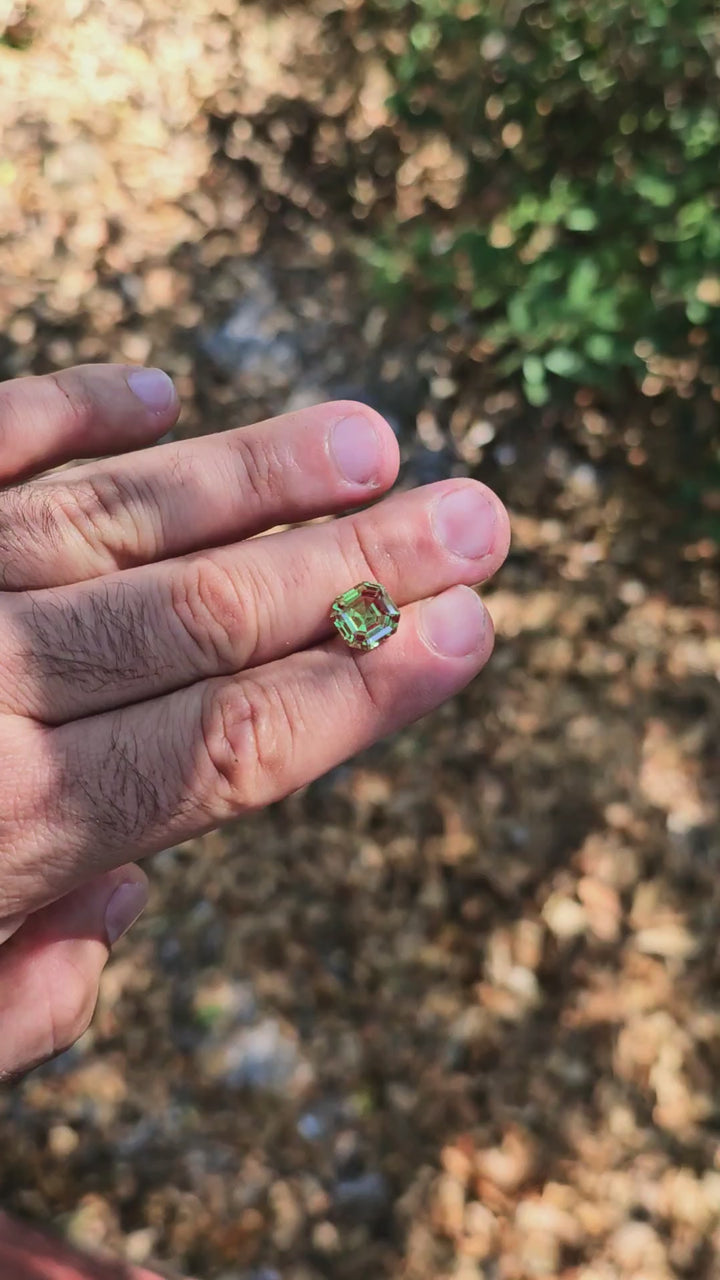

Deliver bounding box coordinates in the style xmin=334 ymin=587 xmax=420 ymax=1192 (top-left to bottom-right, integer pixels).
xmin=1 ymin=3 xmax=719 ymax=1278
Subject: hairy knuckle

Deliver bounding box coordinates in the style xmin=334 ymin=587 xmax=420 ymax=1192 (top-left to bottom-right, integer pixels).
xmin=0 ymin=471 xmax=153 ymax=586
xmin=53 ymin=473 xmax=152 ymax=571
xmin=20 ymin=579 xmax=159 ymax=701
xmin=52 ymin=481 xmax=115 ymax=562
xmin=200 ymin=679 xmax=291 ymax=811
xmin=172 ymin=556 xmax=259 ymax=668
xmin=0 ymin=485 xmax=62 ymax=586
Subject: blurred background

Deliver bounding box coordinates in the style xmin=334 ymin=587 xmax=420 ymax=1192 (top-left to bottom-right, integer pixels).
xmin=1 ymin=1 xmax=719 ymax=1277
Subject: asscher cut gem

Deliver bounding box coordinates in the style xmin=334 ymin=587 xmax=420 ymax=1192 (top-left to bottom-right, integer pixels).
xmin=331 ymin=581 xmax=400 ymax=652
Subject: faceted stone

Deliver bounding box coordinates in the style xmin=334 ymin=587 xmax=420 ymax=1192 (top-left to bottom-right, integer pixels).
xmin=330 ymin=581 xmax=400 ymax=652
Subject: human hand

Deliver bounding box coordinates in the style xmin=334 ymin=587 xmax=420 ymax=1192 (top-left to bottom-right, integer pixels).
xmin=0 ymin=364 xmax=509 ymax=1079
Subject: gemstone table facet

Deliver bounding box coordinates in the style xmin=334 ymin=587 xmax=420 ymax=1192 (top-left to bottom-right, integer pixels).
xmin=330 ymin=581 xmax=400 ymax=652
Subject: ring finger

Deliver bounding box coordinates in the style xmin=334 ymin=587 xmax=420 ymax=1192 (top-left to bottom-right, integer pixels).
xmin=0 ymin=400 xmax=399 ymax=590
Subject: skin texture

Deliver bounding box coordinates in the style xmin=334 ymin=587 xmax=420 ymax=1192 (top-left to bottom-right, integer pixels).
xmin=0 ymin=363 xmax=511 ymax=1083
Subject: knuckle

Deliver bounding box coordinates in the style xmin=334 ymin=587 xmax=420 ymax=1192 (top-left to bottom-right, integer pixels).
xmin=0 ymin=386 xmax=25 ymax=454
xmin=0 ymin=472 xmax=149 ymax=587
xmin=232 ymin=431 xmax=287 ymax=511
xmin=0 ymin=728 xmax=54 ymax=898
xmin=200 ymin=678 xmax=292 ymax=813
xmin=0 ymin=484 xmax=62 ymax=587
xmin=349 ymin=650 xmax=385 ymax=718
xmin=340 ymin=511 xmax=386 ymax=586
xmin=171 ymin=556 xmax=260 ymax=668
xmin=53 ymin=472 xmax=152 ymax=572
xmin=45 ymin=370 xmax=95 ymax=435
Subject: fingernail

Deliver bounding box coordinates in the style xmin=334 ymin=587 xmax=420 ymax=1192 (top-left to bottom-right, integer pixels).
xmin=420 ymin=586 xmax=487 ymax=657
xmin=126 ymin=367 xmax=176 ymax=414
xmin=105 ymin=881 xmax=148 ymax=947
xmin=330 ymin=414 xmax=382 ymax=486
xmin=435 ymin=486 xmax=497 ymax=559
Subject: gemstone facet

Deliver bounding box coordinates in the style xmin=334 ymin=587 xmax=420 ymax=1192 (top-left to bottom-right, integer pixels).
xmin=330 ymin=581 xmax=400 ymax=652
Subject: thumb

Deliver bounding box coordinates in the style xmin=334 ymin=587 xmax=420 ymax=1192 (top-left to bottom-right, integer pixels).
xmin=0 ymin=864 xmax=148 ymax=1082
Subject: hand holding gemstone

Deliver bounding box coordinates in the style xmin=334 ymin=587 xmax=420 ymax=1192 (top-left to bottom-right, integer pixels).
xmin=0 ymin=365 xmax=510 ymax=1080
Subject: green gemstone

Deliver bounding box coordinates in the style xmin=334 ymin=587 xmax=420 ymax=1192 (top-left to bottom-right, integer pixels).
xmin=331 ymin=581 xmax=400 ymax=651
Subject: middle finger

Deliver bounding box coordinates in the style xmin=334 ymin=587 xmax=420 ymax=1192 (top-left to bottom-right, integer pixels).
xmin=3 ymin=479 xmax=509 ymax=723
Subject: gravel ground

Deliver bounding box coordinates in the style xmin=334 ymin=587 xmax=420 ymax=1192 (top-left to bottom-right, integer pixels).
xmin=1 ymin=4 xmax=719 ymax=1278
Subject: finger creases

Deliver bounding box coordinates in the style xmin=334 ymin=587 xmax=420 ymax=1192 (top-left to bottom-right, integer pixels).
xmin=12 ymin=590 xmax=494 ymax=914
xmin=0 ymin=399 xmax=399 ymax=590
xmin=2 ymin=478 xmax=510 ymax=724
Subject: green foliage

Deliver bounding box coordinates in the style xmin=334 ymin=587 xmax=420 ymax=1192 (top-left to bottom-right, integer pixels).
xmin=361 ymin=0 xmax=720 ymax=407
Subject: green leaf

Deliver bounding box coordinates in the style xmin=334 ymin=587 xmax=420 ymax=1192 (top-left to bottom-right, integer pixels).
xmin=567 ymin=258 xmax=600 ymax=308
xmin=524 ymin=378 xmax=550 ymax=406
xmin=634 ymin=173 xmax=676 ymax=209
xmin=584 ymin=333 xmax=616 ymax=363
xmin=686 ymin=299 xmax=709 ymax=324
xmin=410 ymin=21 xmax=438 ymax=50
xmin=508 ymin=293 xmax=533 ymax=335
xmin=544 ymin=347 xmax=585 ymax=377
xmin=363 ymin=0 xmax=720 ymax=419
xmin=523 ymin=354 xmax=546 ymax=384
xmin=565 ymin=207 xmax=598 ymax=232
xmin=471 ymin=285 xmax=502 ymax=308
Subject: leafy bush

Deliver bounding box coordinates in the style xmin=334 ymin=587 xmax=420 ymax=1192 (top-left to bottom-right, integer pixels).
xmin=361 ymin=0 xmax=720 ymax=409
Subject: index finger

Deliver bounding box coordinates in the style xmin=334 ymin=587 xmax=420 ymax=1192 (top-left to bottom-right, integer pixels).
xmin=0 ymin=401 xmax=400 ymax=589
